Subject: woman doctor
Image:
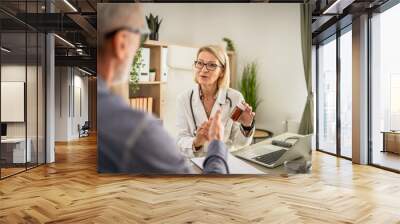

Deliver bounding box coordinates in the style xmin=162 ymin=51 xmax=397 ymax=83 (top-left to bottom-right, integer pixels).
xmin=176 ymin=45 xmax=255 ymax=157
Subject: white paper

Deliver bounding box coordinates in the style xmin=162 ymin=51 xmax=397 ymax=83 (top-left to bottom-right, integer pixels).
xmin=191 ymin=153 xmax=264 ymax=174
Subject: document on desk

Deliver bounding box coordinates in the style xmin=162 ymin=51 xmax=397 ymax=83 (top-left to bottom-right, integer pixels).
xmin=191 ymin=153 xmax=265 ymax=174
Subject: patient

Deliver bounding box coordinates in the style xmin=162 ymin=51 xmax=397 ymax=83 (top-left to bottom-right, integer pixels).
xmin=176 ymin=45 xmax=255 ymax=158
xmin=97 ymin=4 xmax=229 ymax=174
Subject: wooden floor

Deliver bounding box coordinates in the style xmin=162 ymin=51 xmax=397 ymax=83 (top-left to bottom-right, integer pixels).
xmin=1 ymin=135 xmax=400 ymax=223
xmin=1 ymin=167 xmax=26 ymax=178
xmin=1 ymin=164 xmax=44 ymax=178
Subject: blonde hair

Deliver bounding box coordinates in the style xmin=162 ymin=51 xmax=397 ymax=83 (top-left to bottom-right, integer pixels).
xmin=195 ymin=45 xmax=230 ymax=89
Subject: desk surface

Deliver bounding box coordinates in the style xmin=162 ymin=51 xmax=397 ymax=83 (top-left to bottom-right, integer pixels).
xmin=381 ymin=131 xmax=400 ymax=134
xmin=191 ymin=132 xmax=308 ymax=175
xmin=1 ymin=138 xmax=27 ymax=143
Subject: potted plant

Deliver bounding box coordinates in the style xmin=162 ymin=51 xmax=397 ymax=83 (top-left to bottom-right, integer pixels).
xmin=149 ymin=68 xmax=156 ymax=82
xmin=222 ymin=37 xmax=235 ymax=52
xmin=239 ymin=62 xmax=262 ymax=113
xmin=146 ymin=13 xmax=162 ymax=41
xmin=129 ymin=47 xmax=142 ymax=95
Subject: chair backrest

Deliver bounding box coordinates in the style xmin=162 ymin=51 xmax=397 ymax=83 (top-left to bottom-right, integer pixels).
xmin=163 ymin=45 xmax=199 ymax=138
xmin=82 ymin=121 xmax=90 ymax=129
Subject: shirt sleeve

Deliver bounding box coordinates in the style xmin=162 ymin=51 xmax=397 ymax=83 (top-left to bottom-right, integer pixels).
xmin=203 ymin=140 xmax=229 ymax=174
xmin=122 ymin=116 xmax=194 ymax=174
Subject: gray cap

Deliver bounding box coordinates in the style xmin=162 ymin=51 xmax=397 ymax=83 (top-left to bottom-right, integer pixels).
xmin=97 ymin=3 xmax=149 ymax=50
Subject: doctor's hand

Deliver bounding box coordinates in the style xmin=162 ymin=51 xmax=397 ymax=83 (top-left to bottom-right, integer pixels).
xmin=208 ymin=109 xmax=224 ymax=141
xmin=238 ymin=102 xmax=255 ymax=127
xmin=193 ymin=121 xmax=210 ymax=148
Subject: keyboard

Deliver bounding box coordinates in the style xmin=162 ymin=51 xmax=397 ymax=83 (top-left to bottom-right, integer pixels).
xmin=253 ymin=149 xmax=287 ymax=165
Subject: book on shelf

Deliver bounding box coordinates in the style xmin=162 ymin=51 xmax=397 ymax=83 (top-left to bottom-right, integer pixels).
xmin=142 ymin=98 xmax=145 ymax=111
xmin=130 ymin=98 xmax=135 ymax=109
xmin=147 ymin=97 xmax=153 ymax=113
xmin=138 ymin=98 xmax=142 ymax=111
xmin=143 ymin=98 xmax=147 ymax=112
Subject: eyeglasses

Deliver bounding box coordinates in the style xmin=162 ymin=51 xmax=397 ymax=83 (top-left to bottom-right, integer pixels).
xmin=194 ymin=60 xmax=224 ymax=71
xmin=105 ymin=26 xmax=150 ymax=45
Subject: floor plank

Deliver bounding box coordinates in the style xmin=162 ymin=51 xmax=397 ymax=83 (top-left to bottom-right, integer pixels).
xmin=0 ymin=135 xmax=400 ymax=223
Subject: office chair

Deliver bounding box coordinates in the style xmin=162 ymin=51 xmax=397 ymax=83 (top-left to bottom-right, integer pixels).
xmin=79 ymin=121 xmax=90 ymax=138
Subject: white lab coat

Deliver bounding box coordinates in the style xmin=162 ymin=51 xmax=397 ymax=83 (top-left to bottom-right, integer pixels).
xmin=176 ymin=84 xmax=254 ymax=158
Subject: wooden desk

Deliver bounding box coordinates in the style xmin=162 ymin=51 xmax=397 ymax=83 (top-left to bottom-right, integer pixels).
xmin=382 ymin=131 xmax=400 ymax=154
xmin=1 ymin=138 xmax=32 ymax=164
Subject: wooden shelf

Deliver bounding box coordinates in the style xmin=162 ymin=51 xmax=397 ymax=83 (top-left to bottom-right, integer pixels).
xmin=110 ymin=40 xmax=168 ymax=119
xmin=143 ymin=40 xmax=168 ymax=48
xmin=130 ymin=40 xmax=168 ymax=120
xmin=138 ymin=81 xmax=166 ymax=85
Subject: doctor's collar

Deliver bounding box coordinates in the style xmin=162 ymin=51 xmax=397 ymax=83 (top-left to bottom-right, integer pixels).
xmin=197 ymin=84 xmax=228 ymax=105
xmin=198 ymin=85 xmax=218 ymax=101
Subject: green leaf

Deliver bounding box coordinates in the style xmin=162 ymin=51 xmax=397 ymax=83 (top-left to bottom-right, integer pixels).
xmin=146 ymin=13 xmax=163 ymax=34
xmin=222 ymin=37 xmax=235 ymax=52
xmin=129 ymin=47 xmax=143 ymax=95
xmin=239 ymin=62 xmax=262 ymax=112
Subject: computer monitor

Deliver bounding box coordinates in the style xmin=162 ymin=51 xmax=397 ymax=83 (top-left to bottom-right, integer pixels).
xmin=1 ymin=123 xmax=7 ymax=137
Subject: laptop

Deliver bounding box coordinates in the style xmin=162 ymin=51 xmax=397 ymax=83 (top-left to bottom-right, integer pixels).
xmin=235 ymin=134 xmax=311 ymax=168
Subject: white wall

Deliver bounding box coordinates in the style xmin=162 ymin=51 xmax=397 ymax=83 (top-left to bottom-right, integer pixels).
xmin=55 ymin=67 xmax=68 ymax=141
xmin=55 ymin=67 xmax=89 ymax=141
xmin=143 ymin=3 xmax=306 ymax=135
xmin=72 ymin=73 xmax=89 ymax=138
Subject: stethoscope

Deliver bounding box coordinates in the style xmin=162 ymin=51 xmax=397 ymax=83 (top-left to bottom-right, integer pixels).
xmin=189 ymin=89 xmax=232 ymax=136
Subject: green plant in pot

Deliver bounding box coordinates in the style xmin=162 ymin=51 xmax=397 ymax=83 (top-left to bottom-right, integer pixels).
xmin=149 ymin=68 xmax=156 ymax=82
xmin=239 ymin=62 xmax=262 ymax=113
xmin=222 ymin=37 xmax=235 ymax=52
xmin=129 ymin=47 xmax=143 ymax=95
xmin=146 ymin=13 xmax=162 ymax=41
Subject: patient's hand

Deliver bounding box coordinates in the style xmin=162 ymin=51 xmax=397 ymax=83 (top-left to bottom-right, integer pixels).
xmin=208 ymin=110 xmax=224 ymax=141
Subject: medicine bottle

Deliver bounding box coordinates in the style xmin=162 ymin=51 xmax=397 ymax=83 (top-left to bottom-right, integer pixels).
xmin=230 ymin=103 xmax=245 ymax=121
